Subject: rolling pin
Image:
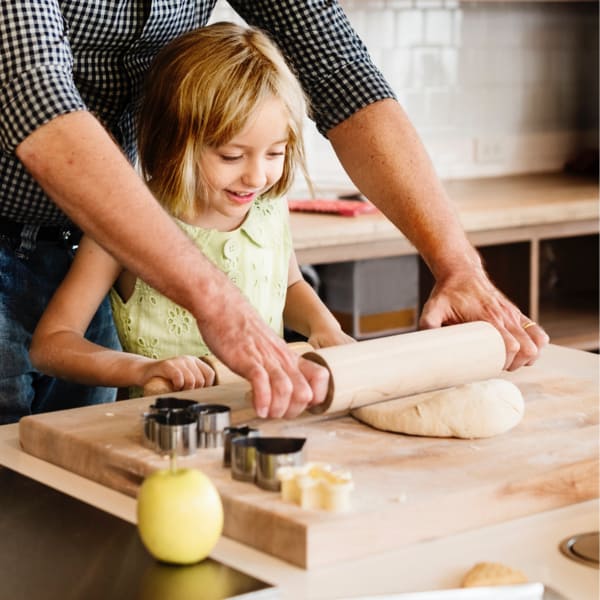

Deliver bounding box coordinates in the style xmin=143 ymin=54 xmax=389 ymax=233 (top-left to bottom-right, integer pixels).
xmin=303 ymin=321 xmax=506 ymax=415
xmin=143 ymin=341 xmax=314 ymax=395
xmin=143 ymin=323 xmax=505 ymax=416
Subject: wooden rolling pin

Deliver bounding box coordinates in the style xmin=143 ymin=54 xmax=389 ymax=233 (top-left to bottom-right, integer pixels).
xmin=144 ymin=323 xmax=505 ymax=416
xmin=143 ymin=341 xmax=314 ymax=395
xmin=303 ymin=321 xmax=506 ymax=414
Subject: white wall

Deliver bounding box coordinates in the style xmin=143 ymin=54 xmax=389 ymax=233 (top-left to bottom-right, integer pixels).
xmin=210 ymin=1 xmax=599 ymax=193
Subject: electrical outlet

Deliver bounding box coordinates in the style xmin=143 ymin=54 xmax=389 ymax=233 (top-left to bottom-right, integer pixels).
xmin=474 ymin=136 xmax=508 ymax=164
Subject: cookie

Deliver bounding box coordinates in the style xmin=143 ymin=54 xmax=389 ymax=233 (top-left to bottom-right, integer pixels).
xmin=461 ymin=562 xmax=528 ymax=588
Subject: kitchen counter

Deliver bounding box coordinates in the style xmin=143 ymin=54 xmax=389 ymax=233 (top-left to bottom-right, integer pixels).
xmin=290 ymin=173 xmax=599 ymax=264
xmin=0 ymin=344 xmax=598 ymax=599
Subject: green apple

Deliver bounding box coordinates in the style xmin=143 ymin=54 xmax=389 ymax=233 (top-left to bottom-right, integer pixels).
xmin=137 ymin=467 xmax=224 ymax=565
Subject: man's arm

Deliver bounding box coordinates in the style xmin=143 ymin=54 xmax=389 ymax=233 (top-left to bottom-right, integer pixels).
xmin=328 ymin=99 xmax=549 ymax=370
xmin=17 ymin=111 xmax=329 ymax=417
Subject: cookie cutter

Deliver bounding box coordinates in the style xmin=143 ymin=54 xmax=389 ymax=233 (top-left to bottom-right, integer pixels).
xmin=231 ymin=436 xmax=306 ymax=491
xmin=142 ymin=397 xmax=231 ymax=454
xmin=143 ymin=410 xmax=199 ymax=456
xmin=223 ymin=425 xmax=260 ymax=467
xmin=148 ymin=396 xmax=198 ymax=414
xmin=189 ymin=403 xmax=231 ymax=449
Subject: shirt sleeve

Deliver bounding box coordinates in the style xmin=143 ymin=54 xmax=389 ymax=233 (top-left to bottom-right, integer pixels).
xmin=0 ymin=1 xmax=86 ymax=152
xmin=229 ymin=0 xmax=396 ymax=136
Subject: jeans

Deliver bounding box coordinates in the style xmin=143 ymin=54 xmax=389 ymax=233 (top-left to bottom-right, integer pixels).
xmin=0 ymin=231 xmax=120 ymax=424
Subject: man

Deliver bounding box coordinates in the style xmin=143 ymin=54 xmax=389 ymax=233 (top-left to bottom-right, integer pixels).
xmin=0 ymin=1 xmax=548 ymax=424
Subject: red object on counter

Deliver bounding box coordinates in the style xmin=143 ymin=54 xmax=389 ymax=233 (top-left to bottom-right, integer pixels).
xmin=287 ymin=199 xmax=379 ymax=217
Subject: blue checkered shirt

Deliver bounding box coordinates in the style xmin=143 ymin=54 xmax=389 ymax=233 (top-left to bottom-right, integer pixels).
xmin=0 ymin=1 xmax=395 ymax=225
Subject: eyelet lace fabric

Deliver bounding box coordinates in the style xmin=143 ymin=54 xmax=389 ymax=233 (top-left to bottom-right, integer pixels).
xmin=109 ymin=197 xmax=292 ymax=366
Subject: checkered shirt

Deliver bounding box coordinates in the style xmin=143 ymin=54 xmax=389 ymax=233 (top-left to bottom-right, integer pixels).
xmin=0 ymin=1 xmax=395 ymax=225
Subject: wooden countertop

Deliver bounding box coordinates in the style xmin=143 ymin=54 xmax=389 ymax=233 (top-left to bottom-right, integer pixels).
xmin=1 ymin=345 xmax=598 ymax=599
xmin=291 ymin=173 xmax=599 ymax=264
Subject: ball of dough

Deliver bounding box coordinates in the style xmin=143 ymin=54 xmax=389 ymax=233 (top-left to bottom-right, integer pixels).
xmin=351 ymin=379 xmax=524 ymax=439
xmin=461 ymin=561 xmax=528 ymax=587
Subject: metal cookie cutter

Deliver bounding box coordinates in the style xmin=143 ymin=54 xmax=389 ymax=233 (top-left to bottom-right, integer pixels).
xmin=143 ymin=410 xmax=199 ymax=456
xmin=223 ymin=425 xmax=260 ymax=467
xmin=189 ymin=403 xmax=231 ymax=449
xmin=142 ymin=397 xmax=231 ymax=454
xmin=148 ymin=396 xmax=199 ymax=415
xmin=143 ymin=397 xmax=201 ymax=455
xmin=231 ymin=437 xmax=306 ymax=491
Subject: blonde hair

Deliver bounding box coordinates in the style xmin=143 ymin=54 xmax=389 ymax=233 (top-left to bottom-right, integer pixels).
xmin=138 ymin=22 xmax=308 ymax=218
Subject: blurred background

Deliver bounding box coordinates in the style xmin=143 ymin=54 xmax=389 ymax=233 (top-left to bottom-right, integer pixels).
xmin=210 ymin=0 xmax=598 ymax=193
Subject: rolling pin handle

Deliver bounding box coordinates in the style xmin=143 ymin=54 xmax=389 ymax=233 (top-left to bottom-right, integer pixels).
xmin=143 ymin=376 xmax=174 ymax=397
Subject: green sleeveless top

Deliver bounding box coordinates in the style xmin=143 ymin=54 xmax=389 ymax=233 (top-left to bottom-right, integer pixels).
xmin=110 ymin=197 xmax=292 ymax=368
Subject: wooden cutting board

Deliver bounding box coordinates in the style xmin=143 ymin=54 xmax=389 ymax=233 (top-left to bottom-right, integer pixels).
xmin=19 ymin=345 xmax=599 ymax=569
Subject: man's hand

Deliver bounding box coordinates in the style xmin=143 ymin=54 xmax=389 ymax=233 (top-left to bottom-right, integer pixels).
xmin=419 ymin=266 xmax=550 ymax=371
xmin=195 ymin=271 xmax=330 ymax=419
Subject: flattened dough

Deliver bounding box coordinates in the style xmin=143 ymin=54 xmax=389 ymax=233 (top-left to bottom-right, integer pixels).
xmin=351 ymin=379 xmax=524 ymax=439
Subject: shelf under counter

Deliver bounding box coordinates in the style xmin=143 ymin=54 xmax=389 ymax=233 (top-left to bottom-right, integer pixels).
xmin=290 ymin=172 xmax=599 ymax=350
xmin=540 ymin=293 xmax=599 ymax=351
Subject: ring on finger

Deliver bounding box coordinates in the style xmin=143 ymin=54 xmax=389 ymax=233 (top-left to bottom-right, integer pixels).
xmin=522 ymin=321 xmax=536 ymax=330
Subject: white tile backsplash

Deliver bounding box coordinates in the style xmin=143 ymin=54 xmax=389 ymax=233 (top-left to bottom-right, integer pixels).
xmin=366 ymin=9 xmax=397 ymax=47
xmin=381 ymin=48 xmax=413 ymax=89
xmin=211 ymin=1 xmax=598 ymax=189
xmin=424 ymin=9 xmax=454 ymax=46
xmin=395 ymin=10 xmax=424 ymax=47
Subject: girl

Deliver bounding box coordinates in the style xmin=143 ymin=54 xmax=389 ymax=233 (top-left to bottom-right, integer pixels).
xmin=30 ymin=22 xmax=353 ymax=405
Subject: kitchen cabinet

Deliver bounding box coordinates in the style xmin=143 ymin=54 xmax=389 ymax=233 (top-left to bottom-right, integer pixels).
xmin=290 ymin=172 xmax=599 ymax=349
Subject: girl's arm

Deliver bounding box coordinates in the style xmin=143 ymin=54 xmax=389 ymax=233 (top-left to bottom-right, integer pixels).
xmin=18 ymin=112 xmax=325 ymax=419
xmin=283 ymin=252 xmax=355 ymax=349
xmin=29 ymin=236 xmax=214 ymax=391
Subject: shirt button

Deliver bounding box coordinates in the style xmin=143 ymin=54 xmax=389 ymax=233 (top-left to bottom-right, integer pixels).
xmin=223 ymin=239 xmax=239 ymax=259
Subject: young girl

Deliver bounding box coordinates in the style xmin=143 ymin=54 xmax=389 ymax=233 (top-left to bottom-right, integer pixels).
xmin=30 ymin=22 xmax=353 ymax=403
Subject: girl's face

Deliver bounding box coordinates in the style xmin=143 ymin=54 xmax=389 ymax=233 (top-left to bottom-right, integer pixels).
xmin=196 ymin=96 xmax=289 ymax=231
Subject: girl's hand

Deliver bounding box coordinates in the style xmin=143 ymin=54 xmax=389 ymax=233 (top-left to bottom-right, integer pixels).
xmin=307 ymin=328 xmax=356 ymax=349
xmin=141 ymin=356 xmax=215 ymax=396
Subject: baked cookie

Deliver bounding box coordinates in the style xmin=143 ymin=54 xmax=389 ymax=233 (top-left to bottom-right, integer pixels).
xmin=462 ymin=561 xmax=528 ymax=587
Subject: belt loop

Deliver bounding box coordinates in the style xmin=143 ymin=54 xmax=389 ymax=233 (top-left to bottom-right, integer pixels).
xmin=15 ymin=224 xmax=40 ymax=260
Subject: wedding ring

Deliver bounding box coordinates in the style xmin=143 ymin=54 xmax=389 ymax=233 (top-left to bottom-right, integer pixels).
xmin=522 ymin=321 xmax=536 ymax=330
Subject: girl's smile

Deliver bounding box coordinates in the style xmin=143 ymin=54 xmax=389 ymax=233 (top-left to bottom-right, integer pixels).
xmin=225 ymin=190 xmax=258 ymax=205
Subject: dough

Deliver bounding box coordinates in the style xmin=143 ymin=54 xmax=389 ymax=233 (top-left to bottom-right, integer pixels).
xmin=351 ymin=379 xmax=524 ymax=439
xmin=461 ymin=561 xmax=528 ymax=587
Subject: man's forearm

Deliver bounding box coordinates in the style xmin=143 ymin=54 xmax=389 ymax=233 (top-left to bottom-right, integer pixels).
xmin=328 ymin=99 xmax=482 ymax=281
xmin=15 ymin=111 xmax=331 ymax=416
xmin=328 ymin=99 xmax=549 ymax=369
xmin=16 ymin=110 xmax=225 ymax=321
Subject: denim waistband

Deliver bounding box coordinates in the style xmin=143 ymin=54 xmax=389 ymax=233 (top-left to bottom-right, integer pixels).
xmin=0 ymin=216 xmax=81 ymax=244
